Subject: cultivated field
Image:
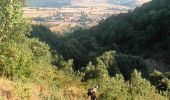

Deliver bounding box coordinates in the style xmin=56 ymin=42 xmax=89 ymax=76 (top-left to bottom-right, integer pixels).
xmin=23 ymin=5 xmax=130 ymax=32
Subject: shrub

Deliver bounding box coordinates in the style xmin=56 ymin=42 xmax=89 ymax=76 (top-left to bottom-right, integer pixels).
xmin=115 ymin=54 xmax=148 ymax=80
xmin=149 ymin=70 xmax=170 ymax=91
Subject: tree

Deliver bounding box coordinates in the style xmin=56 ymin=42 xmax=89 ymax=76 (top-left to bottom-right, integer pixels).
xmin=0 ymin=0 xmax=31 ymax=45
xmin=0 ymin=0 xmax=52 ymax=79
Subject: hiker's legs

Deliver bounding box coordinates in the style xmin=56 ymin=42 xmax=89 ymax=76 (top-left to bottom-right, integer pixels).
xmin=87 ymin=92 xmax=91 ymax=100
xmin=91 ymin=96 xmax=96 ymax=100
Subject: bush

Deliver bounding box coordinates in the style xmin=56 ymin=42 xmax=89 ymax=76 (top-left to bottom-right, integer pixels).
xmin=115 ymin=54 xmax=148 ymax=80
xmin=149 ymin=70 xmax=170 ymax=91
xmin=0 ymin=41 xmax=32 ymax=79
xmin=96 ymin=70 xmax=169 ymax=100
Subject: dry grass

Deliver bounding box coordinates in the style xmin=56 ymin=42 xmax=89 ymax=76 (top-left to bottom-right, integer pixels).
xmin=0 ymin=78 xmax=49 ymax=100
xmin=0 ymin=78 xmax=12 ymax=100
xmin=0 ymin=76 xmax=87 ymax=100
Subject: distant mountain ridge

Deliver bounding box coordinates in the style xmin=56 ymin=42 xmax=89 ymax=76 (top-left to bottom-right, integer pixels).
xmin=72 ymin=0 xmax=150 ymax=4
xmin=108 ymin=0 xmax=150 ymax=6
xmin=27 ymin=0 xmax=71 ymax=7
xmin=27 ymin=0 xmax=150 ymax=7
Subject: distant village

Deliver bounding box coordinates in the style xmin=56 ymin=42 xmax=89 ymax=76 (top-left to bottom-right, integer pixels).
xmin=23 ymin=5 xmax=131 ymax=33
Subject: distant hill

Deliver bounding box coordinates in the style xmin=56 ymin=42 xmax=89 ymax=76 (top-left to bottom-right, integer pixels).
xmin=108 ymin=0 xmax=150 ymax=6
xmin=27 ymin=0 xmax=71 ymax=7
xmin=27 ymin=0 xmax=150 ymax=7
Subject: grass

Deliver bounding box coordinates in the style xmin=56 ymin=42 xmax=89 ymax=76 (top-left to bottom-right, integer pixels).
xmin=0 ymin=67 xmax=87 ymax=100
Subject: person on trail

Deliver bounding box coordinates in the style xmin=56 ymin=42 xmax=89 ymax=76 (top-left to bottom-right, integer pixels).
xmin=87 ymin=86 xmax=98 ymax=100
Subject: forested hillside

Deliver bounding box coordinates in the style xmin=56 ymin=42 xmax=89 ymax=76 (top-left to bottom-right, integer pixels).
xmin=31 ymin=0 xmax=170 ymax=70
xmin=0 ymin=0 xmax=169 ymax=99
xmin=30 ymin=0 xmax=170 ymax=99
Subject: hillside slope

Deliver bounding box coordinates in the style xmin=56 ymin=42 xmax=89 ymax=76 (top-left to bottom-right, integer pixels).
xmin=30 ymin=1 xmax=170 ymax=97
xmin=46 ymin=0 xmax=170 ymax=69
xmin=0 ymin=0 xmax=169 ymax=99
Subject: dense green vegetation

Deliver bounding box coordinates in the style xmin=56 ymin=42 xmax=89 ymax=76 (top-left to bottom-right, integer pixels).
xmin=31 ymin=0 xmax=170 ymax=68
xmin=32 ymin=0 xmax=170 ymax=70
xmin=0 ymin=0 xmax=84 ymax=99
xmin=0 ymin=0 xmax=169 ymax=99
